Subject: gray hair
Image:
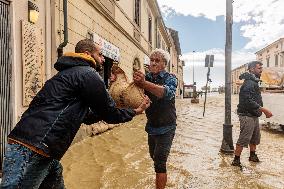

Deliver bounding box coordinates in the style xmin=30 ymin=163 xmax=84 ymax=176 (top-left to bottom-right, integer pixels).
xmin=247 ymin=61 xmax=263 ymax=70
xmin=150 ymin=48 xmax=170 ymax=65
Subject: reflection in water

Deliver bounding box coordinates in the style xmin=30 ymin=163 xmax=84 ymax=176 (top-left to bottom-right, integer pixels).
xmin=61 ymin=94 xmax=284 ymax=189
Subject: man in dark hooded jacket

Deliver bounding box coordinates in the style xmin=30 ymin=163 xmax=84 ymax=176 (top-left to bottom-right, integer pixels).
xmin=0 ymin=39 xmax=150 ymax=188
xmin=232 ymin=61 xmax=272 ymax=167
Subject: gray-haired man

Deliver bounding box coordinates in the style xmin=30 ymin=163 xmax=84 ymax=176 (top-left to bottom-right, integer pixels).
xmin=232 ymin=61 xmax=273 ymax=166
xmin=133 ymin=49 xmax=177 ymax=189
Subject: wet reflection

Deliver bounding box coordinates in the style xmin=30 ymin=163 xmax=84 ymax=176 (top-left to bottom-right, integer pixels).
xmin=61 ymin=94 xmax=284 ymax=188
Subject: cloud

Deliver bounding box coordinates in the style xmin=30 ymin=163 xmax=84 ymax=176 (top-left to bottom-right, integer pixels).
xmin=181 ymin=48 xmax=256 ymax=68
xmin=181 ymin=48 xmax=256 ymax=89
xmin=234 ymin=0 xmax=284 ymax=49
xmin=157 ymin=0 xmax=284 ymax=50
xmin=157 ymin=0 xmax=225 ymax=21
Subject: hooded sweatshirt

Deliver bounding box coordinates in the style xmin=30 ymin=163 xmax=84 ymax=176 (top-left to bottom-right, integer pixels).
xmin=8 ymin=53 xmax=136 ymax=160
xmin=237 ymin=72 xmax=263 ymax=117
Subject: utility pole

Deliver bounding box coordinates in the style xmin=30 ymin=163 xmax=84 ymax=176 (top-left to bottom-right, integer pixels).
xmin=220 ymin=0 xmax=234 ymax=154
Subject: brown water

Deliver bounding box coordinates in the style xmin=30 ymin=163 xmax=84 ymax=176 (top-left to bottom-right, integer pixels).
xmin=61 ymin=94 xmax=284 ymax=189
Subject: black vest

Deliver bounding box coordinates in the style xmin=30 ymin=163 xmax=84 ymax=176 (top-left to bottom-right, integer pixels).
xmin=145 ymin=72 xmax=176 ymax=128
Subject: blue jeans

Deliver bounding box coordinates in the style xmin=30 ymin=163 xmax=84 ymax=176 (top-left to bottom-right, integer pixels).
xmin=0 ymin=143 xmax=65 ymax=189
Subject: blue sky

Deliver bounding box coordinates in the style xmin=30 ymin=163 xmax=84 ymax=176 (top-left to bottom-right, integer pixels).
xmin=157 ymin=0 xmax=284 ymax=89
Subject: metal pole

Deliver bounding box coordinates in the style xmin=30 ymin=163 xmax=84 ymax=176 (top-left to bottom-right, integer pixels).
xmin=193 ymin=50 xmax=195 ymax=84
xmin=220 ymin=0 xmax=234 ymax=154
xmin=203 ymin=65 xmax=210 ymax=117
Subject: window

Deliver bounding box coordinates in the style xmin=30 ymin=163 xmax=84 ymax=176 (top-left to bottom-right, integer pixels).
xmin=267 ymin=57 xmax=270 ymax=67
xmin=133 ymin=58 xmax=141 ymax=71
xmin=275 ymin=54 xmax=278 ymax=67
xmin=157 ymin=33 xmax=161 ymax=48
xmin=134 ymin=0 xmax=141 ymax=26
xmin=148 ymin=16 xmax=152 ymax=44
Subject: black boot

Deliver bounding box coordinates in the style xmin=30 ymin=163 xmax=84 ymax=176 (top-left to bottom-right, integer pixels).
xmin=249 ymin=151 xmax=260 ymax=162
xmin=232 ymin=155 xmax=241 ymax=166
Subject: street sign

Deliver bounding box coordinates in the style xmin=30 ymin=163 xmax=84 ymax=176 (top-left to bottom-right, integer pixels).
xmin=205 ymin=54 xmax=214 ymax=67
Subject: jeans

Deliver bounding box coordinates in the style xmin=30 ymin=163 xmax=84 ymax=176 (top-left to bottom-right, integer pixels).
xmin=148 ymin=129 xmax=175 ymax=173
xmin=0 ymin=143 xmax=65 ymax=189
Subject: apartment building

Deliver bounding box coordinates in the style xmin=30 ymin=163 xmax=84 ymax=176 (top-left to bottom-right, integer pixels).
xmin=168 ymin=28 xmax=183 ymax=98
xmin=255 ymin=38 xmax=284 ymax=68
xmin=0 ymin=0 xmax=184 ymax=168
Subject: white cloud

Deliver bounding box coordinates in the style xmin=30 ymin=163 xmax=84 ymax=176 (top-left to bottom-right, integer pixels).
xmin=181 ymin=48 xmax=256 ymax=68
xmin=234 ymin=0 xmax=284 ymax=49
xmin=157 ymin=0 xmax=284 ymax=50
xmin=157 ymin=0 xmax=225 ymax=21
xmin=181 ymin=48 xmax=256 ymax=89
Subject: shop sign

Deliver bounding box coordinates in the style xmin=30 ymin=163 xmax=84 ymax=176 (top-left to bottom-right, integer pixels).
xmin=93 ymin=33 xmax=120 ymax=61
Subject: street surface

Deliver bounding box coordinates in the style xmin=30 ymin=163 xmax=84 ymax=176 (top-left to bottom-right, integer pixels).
xmin=61 ymin=94 xmax=284 ymax=189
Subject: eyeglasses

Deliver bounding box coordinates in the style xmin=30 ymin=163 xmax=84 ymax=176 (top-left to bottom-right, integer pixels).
xmin=150 ymin=58 xmax=163 ymax=63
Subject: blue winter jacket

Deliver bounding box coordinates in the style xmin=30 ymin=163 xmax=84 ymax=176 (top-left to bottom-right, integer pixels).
xmin=8 ymin=53 xmax=136 ymax=160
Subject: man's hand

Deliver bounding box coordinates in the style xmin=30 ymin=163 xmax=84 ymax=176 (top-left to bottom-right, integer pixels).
xmin=134 ymin=95 xmax=151 ymax=114
xmin=260 ymin=107 xmax=273 ymax=118
xmin=133 ymin=70 xmax=146 ymax=88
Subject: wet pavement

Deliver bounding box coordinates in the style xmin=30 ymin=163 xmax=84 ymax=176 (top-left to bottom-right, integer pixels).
xmin=61 ymin=94 xmax=284 ymax=189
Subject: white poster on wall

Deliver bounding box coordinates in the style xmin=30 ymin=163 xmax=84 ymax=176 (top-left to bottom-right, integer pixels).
xmin=93 ymin=33 xmax=120 ymax=62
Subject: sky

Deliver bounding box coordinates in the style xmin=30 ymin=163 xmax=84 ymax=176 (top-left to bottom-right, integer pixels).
xmin=156 ymin=0 xmax=284 ymax=89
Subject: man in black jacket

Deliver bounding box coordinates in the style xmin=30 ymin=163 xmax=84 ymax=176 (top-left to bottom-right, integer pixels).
xmin=1 ymin=39 xmax=150 ymax=188
xmin=232 ymin=61 xmax=272 ymax=167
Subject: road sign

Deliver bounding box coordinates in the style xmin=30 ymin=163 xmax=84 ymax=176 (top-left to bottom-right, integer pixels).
xmin=205 ymin=54 xmax=214 ymax=67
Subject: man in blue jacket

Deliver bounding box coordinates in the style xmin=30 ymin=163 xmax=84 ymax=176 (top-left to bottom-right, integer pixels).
xmin=232 ymin=61 xmax=272 ymax=167
xmin=133 ymin=49 xmax=177 ymax=189
xmin=1 ymin=39 xmax=150 ymax=188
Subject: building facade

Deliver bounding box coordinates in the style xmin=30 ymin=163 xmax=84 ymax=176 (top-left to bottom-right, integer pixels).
xmin=0 ymin=0 xmax=183 ymax=168
xmin=231 ymin=63 xmax=248 ymax=94
xmin=255 ymin=38 xmax=284 ymax=68
xmin=168 ymin=28 xmax=183 ymax=98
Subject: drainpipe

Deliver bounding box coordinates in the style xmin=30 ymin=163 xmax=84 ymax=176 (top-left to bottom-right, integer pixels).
xmin=57 ymin=0 xmax=68 ymax=58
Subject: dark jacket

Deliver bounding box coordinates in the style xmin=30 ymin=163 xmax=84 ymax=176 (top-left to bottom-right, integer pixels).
xmin=237 ymin=72 xmax=263 ymax=117
xmin=8 ymin=53 xmax=135 ymax=160
xmin=145 ymin=71 xmax=177 ymax=127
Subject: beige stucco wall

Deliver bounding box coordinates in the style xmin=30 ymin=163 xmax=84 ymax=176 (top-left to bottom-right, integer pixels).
xmin=7 ymin=0 xmax=182 ymax=124
xmin=55 ymin=0 xmax=162 ymax=81
xmin=9 ymin=0 xmax=53 ymax=125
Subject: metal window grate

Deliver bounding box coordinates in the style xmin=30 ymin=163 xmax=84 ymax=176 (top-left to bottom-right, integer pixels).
xmin=0 ymin=0 xmax=12 ymax=170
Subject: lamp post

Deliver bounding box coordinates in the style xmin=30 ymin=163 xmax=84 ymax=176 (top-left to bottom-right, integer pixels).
xmin=192 ymin=50 xmax=195 ymax=85
xmin=220 ymin=0 xmax=234 ymax=154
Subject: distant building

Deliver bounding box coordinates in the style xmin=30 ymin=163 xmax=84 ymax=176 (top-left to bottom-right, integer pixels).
xmin=255 ymin=38 xmax=284 ymax=68
xmin=231 ymin=63 xmax=248 ymax=94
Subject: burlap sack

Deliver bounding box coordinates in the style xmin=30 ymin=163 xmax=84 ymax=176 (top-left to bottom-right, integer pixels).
xmin=109 ymin=65 xmax=145 ymax=109
xmin=122 ymin=82 xmax=145 ymax=109
xmin=109 ymin=67 xmax=129 ymax=107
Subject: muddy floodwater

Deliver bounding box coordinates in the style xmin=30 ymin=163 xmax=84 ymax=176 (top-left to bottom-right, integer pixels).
xmin=61 ymin=94 xmax=284 ymax=189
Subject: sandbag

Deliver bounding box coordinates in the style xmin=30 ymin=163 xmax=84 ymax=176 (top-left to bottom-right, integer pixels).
xmin=109 ymin=65 xmax=145 ymax=109
xmin=109 ymin=66 xmax=129 ymax=107
xmin=122 ymin=82 xmax=145 ymax=109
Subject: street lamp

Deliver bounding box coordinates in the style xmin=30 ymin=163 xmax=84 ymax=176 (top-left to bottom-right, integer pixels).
xmin=192 ymin=50 xmax=195 ymax=85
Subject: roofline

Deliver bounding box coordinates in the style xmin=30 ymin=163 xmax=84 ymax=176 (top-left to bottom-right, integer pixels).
xmin=255 ymin=38 xmax=284 ymax=54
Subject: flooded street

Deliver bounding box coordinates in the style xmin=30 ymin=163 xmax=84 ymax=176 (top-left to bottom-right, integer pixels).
xmin=61 ymin=94 xmax=284 ymax=189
